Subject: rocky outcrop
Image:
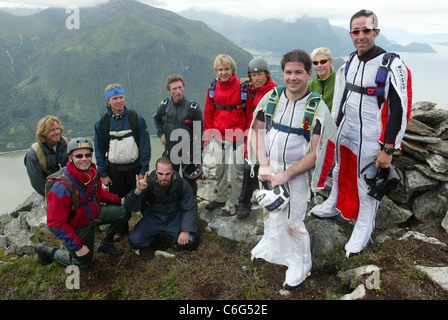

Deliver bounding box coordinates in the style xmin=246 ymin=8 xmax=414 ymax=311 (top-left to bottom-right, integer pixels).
xmin=1 ymin=102 xmax=448 ymax=278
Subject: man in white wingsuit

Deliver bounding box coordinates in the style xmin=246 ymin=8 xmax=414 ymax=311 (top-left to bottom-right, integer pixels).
xmin=247 ymin=49 xmax=337 ymax=290
xmin=311 ymin=9 xmax=412 ymax=257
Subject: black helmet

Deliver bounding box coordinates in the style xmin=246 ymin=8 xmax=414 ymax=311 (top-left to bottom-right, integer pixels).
xmin=173 ymin=232 xmax=200 ymax=251
xmin=67 ymin=137 xmax=94 ymax=154
xmin=248 ymin=57 xmax=270 ymax=75
xmin=182 ymin=164 xmax=203 ymax=181
xmin=361 ymin=161 xmax=400 ymax=201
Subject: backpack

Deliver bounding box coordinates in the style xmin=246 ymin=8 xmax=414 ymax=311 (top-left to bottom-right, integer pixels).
xmin=26 ymin=137 xmax=69 ymax=174
xmin=264 ymin=86 xmax=322 ymax=142
xmin=100 ymin=109 xmax=139 ymax=154
xmin=45 ymin=167 xmax=99 ymax=222
xmin=208 ymin=78 xmax=249 ymax=111
xmin=140 ymin=170 xmax=184 ymax=213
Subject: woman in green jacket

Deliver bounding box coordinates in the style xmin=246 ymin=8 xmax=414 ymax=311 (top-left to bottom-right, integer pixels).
xmin=308 ymin=47 xmax=336 ymax=112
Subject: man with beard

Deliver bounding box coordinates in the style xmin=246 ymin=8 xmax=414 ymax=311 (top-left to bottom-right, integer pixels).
xmin=126 ymin=156 xmax=199 ymax=251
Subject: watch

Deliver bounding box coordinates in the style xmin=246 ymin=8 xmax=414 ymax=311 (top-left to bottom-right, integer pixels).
xmin=383 ymin=146 xmax=395 ymax=155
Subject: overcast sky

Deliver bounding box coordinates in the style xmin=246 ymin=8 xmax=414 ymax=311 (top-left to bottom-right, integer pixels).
xmin=1 ymin=0 xmax=447 ymax=35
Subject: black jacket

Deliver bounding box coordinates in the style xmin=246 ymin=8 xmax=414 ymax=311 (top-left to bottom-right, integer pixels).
xmin=154 ymin=97 xmax=204 ymax=159
xmin=124 ymin=172 xmax=197 ymax=233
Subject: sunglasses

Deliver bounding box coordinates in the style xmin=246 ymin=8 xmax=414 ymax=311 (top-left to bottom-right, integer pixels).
xmin=156 ymin=171 xmax=173 ymax=176
xmin=313 ymin=59 xmax=328 ymax=66
xmin=350 ymin=28 xmax=376 ymax=35
xmin=73 ymin=153 xmax=92 ymax=159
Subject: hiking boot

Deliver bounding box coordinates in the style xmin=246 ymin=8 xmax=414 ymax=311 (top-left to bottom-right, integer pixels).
xmin=97 ymin=240 xmax=124 ymax=256
xmin=35 ymin=243 xmax=55 ymax=266
xmin=113 ymin=232 xmax=126 ymax=242
xmin=236 ymin=206 xmax=250 ymax=220
xmin=205 ymin=200 xmax=225 ymax=211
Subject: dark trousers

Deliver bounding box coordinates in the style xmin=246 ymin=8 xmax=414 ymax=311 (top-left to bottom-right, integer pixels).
xmin=172 ymin=162 xmax=198 ymax=197
xmin=238 ymin=162 xmax=259 ymax=210
xmin=108 ymin=161 xmax=140 ymax=233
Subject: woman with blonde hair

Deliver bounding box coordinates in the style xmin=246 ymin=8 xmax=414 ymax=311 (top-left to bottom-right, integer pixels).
xmin=308 ymin=47 xmax=336 ymax=112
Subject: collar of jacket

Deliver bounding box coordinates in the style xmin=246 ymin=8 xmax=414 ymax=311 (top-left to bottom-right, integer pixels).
xmin=217 ymin=73 xmax=239 ymax=88
xmin=106 ymin=105 xmax=129 ymax=118
xmin=67 ymin=160 xmax=98 ymax=186
xmin=316 ymin=70 xmax=336 ymax=82
xmin=251 ymin=78 xmax=277 ymax=94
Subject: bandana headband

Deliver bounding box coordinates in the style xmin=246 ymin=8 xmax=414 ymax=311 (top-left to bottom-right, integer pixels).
xmin=106 ymin=87 xmax=124 ymax=99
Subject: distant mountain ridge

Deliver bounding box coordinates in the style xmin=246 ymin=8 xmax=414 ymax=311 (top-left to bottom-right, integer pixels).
xmin=180 ymin=9 xmax=437 ymax=57
xmin=0 ymin=0 xmax=253 ymax=152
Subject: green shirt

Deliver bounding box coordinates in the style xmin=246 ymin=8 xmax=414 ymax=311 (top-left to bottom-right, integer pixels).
xmin=307 ymin=70 xmax=336 ymax=111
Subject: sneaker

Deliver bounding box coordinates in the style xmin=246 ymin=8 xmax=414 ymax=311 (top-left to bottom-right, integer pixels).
xmin=283 ymin=281 xmax=302 ymax=291
xmin=205 ymin=200 xmax=226 ymax=211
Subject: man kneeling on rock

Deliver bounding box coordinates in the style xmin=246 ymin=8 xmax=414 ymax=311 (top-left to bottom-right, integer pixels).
xmin=35 ymin=138 xmax=128 ymax=269
xmin=125 ymin=156 xmax=199 ymax=251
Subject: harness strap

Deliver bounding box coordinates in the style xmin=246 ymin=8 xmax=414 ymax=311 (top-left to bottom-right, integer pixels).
xmin=344 ymin=52 xmax=398 ymax=98
xmin=215 ymin=104 xmax=245 ymax=111
xmin=267 ymin=118 xmax=311 ymax=142
xmin=109 ymin=131 xmax=134 ymax=140
xmin=345 ymin=82 xmax=385 ymax=96
xmin=265 ymin=88 xmax=321 ymax=143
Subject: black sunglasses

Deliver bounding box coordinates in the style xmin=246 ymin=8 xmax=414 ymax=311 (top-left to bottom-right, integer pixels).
xmin=73 ymin=153 xmax=92 ymax=159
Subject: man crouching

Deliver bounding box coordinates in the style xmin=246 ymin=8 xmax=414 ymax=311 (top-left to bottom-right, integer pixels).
xmin=126 ymin=156 xmax=199 ymax=251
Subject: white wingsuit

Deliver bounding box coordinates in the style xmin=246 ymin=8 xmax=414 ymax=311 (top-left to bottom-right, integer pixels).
xmin=312 ymin=47 xmax=412 ymax=255
xmin=247 ymin=88 xmax=337 ymax=287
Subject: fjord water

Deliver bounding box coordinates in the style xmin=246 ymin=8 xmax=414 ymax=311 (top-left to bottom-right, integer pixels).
xmin=0 ymin=137 xmax=164 ymax=214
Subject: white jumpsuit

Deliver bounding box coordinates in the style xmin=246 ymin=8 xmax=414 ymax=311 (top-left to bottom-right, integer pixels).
xmin=251 ymin=91 xmax=313 ymax=287
xmin=312 ymin=50 xmax=411 ymax=254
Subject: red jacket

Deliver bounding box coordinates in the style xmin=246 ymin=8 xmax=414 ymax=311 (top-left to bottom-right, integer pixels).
xmin=204 ymin=73 xmax=247 ymax=142
xmin=246 ymin=77 xmax=278 ymax=126
xmin=244 ymin=78 xmax=278 ymax=158
xmin=46 ymin=161 xmax=121 ymax=251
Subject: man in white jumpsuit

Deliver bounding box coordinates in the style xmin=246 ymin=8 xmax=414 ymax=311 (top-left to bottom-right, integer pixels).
xmin=311 ymin=10 xmax=412 ymax=256
xmin=247 ymin=49 xmax=337 ymax=290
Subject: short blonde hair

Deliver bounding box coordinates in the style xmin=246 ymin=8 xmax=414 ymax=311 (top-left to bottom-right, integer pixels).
xmin=214 ymin=54 xmax=236 ymax=74
xmin=105 ymin=83 xmax=123 ymax=94
xmin=310 ymin=47 xmax=333 ymax=61
xmin=310 ymin=47 xmax=334 ymax=70
xmin=36 ymin=116 xmax=64 ymax=143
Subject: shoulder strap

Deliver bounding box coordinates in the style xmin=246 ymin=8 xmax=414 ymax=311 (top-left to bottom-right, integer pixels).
xmin=302 ymin=92 xmax=322 ymax=130
xmin=100 ymin=109 xmax=139 ymax=149
xmin=45 ymin=168 xmax=99 ymax=218
xmin=128 ymin=109 xmax=139 ymax=145
xmin=240 ymin=81 xmax=249 ymax=108
xmin=208 ymin=78 xmax=248 ymax=110
xmin=344 ymin=52 xmax=357 ymax=79
xmin=31 ymin=142 xmax=47 ymax=173
xmin=266 ymin=86 xmax=286 ymax=117
xmin=208 ymin=78 xmax=218 ymax=100
xmin=100 ymin=112 xmax=111 ymax=152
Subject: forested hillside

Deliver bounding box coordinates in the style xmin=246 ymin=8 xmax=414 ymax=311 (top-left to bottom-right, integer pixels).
xmin=0 ymin=0 xmax=253 ymax=152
